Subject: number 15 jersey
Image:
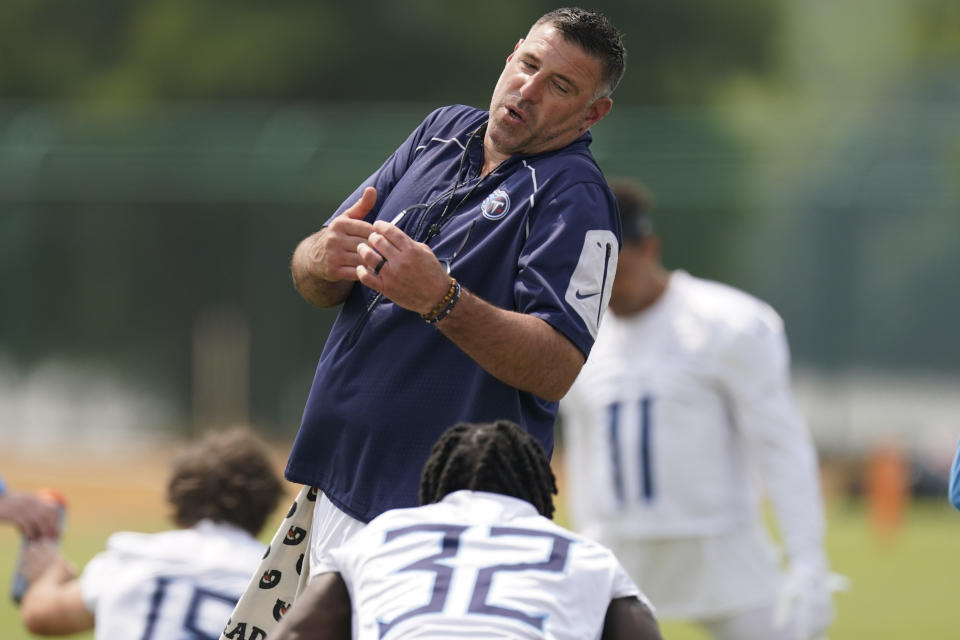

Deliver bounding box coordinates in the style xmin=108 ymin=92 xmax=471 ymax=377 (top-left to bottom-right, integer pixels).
xmin=330 ymin=490 xmax=646 ymax=639
xmin=79 ymin=520 xmax=266 ymax=640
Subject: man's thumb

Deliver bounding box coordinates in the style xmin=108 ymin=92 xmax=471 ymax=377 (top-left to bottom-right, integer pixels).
xmin=345 ymin=186 xmax=377 ymax=219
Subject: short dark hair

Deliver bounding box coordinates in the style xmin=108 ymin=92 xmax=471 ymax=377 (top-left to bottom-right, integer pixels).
xmin=419 ymin=420 xmax=558 ymax=519
xmin=533 ymin=7 xmax=626 ymax=96
xmin=609 ymin=178 xmax=655 ymax=243
xmin=166 ymin=428 xmax=285 ymax=536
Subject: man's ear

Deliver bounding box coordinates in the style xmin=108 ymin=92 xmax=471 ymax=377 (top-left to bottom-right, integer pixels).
xmin=643 ymin=235 xmax=663 ymax=261
xmin=583 ymin=97 xmax=613 ymax=130
xmin=506 ymin=38 xmax=523 ymax=62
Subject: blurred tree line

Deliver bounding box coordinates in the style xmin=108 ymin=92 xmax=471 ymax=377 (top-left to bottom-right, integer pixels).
xmin=0 ymin=0 xmax=778 ymax=104
xmin=1 ymin=0 xmax=957 ymax=434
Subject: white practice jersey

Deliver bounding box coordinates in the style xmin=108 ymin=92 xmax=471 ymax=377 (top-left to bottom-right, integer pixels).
xmin=80 ymin=520 xmax=266 ymax=640
xmin=561 ymin=271 xmax=824 ymax=551
xmin=331 ymin=490 xmax=645 ymax=640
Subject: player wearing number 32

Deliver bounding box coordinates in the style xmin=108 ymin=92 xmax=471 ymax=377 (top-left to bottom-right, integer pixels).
xmin=18 ymin=429 xmax=285 ymax=640
xmin=273 ymin=420 xmax=662 ymax=640
xmin=560 ymin=180 xmax=837 ymax=640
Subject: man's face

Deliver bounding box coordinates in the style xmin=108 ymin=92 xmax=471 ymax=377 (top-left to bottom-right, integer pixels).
xmin=486 ymin=24 xmax=612 ymax=160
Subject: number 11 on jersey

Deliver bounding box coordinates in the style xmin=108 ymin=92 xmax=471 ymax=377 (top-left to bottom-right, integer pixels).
xmin=605 ymin=395 xmax=654 ymax=507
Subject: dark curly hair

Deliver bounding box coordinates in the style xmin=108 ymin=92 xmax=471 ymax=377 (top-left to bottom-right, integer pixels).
xmin=166 ymin=428 xmax=285 ymax=536
xmin=533 ymin=7 xmax=626 ymax=97
xmin=418 ymin=420 xmax=558 ymax=519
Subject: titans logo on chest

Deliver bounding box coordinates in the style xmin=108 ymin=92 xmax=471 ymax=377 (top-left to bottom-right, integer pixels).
xmin=481 ymin=189 xmax=511 ymax=220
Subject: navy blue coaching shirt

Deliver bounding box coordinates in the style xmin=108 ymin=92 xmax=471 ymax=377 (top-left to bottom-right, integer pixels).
xmin=286 ymin=105 xmax=621 ymax=522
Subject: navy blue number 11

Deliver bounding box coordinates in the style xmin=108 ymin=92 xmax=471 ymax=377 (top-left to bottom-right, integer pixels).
xmin=606 ymin=395 xmax=654 ymax=506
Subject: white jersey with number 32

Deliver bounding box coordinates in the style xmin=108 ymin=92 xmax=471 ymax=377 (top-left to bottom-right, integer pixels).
xmin=331 ymin=490 xmax=645 ymax=640
xmin=80 ymin=520 xmax=266 ymax=640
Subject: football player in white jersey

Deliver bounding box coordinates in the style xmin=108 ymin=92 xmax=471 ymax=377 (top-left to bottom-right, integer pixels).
xmin=560 ymin=180 xmax=837 ymax=640
xmin=272 ymin=420 xmax=662 ymax=640
xmin=18 ymin=428 xmax=286 ymax=640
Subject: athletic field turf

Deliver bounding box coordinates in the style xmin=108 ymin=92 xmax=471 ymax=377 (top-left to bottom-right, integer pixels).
xmin=2 ymin=446 xmax=958 ymax=639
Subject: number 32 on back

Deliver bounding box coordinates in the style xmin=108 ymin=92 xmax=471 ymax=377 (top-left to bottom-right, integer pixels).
xmin=377 ymin=523 xmax=572 ymax=637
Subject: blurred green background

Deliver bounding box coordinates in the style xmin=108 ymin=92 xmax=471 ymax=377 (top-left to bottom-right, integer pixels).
xmin=1 ymin=0 xmax=959 ymax=637
xmin=2 ymin=0 xmax=957 ymax=441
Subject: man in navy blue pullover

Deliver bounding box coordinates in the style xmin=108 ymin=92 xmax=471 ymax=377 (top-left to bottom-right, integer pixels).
xmin=287 ymin=6 xmax=626 ymax=584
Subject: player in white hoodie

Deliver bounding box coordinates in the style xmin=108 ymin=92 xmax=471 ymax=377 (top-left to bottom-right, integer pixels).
xmin=560 ymin=179 xmax=836 ymax=640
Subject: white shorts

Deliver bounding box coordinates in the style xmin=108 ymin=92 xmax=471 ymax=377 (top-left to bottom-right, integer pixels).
xmin=598 ymin=523 xmax=783 ymax=621
xmin=307 ymin=490 xmax=367 ymax=578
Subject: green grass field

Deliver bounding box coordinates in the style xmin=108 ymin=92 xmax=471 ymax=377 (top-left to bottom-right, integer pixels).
xmin=653 ymin=499 xmax=960 ymax=640
xmin=2 ymin=449 xmax=959 ymax=639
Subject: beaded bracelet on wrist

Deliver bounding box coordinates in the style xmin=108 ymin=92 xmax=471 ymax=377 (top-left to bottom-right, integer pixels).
xmin=422 ymin=278 xmax=461 ymax=324
xmin=422 ymin=278 xmax=457 ymax=318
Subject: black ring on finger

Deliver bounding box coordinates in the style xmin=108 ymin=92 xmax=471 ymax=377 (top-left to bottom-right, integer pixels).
xmin=373 ymin=255 xmax=387 ymax=275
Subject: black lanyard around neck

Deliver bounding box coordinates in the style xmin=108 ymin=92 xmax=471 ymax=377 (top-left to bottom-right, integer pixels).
xmin=420 ymin=122 xmax=502 ymax=245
